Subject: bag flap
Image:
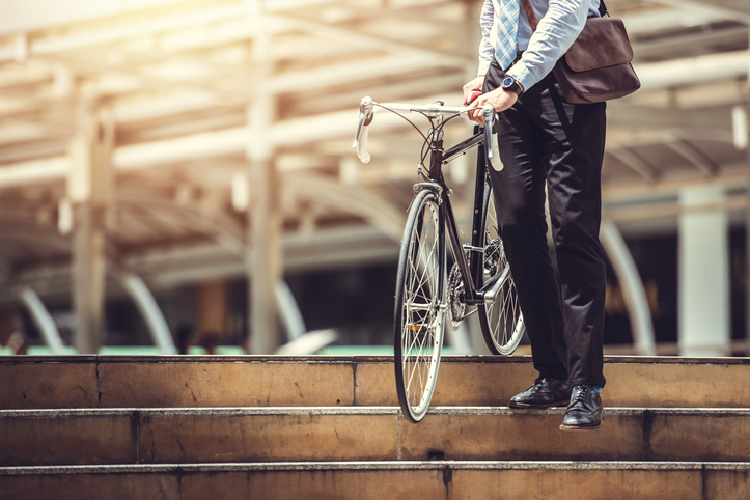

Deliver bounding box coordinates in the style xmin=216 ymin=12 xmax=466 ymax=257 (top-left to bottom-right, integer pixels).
xmin=565 ymin=18 xmax=634 ymax=72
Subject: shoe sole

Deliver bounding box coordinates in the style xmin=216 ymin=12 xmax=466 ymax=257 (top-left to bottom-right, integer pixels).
xmin=559 ymin=410 xmax=604 ymax=431
xmin=559 ymin=422 xmax=602 ymax=430
xmin=508 ymin=400 xmax=570 ymax=409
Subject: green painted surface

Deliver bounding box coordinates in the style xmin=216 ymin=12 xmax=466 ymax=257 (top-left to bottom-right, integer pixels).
xmin=0 ymin=345 xmax=416 ymax=356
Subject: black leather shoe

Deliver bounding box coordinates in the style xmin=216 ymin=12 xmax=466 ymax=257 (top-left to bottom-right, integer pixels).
xmin=509 ymin=378 xmax=571 ymax=408
xmin=560 ymin=385 xmax=603 ymax=430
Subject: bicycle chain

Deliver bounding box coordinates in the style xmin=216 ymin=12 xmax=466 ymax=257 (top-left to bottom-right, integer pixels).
xmin=447 ymin=233 xmax=507 ymax=330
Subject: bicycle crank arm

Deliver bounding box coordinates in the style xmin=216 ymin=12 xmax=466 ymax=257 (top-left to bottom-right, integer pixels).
xmin=480 ymin=265 xmax=510 ymax=303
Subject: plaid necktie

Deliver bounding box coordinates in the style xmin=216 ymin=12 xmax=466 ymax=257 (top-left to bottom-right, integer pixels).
xmin=492 ymin=0 xmax=520 ymax=70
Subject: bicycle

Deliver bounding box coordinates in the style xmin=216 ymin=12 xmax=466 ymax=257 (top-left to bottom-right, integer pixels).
xmin=353 ymin=96 xmax=526 ymax=423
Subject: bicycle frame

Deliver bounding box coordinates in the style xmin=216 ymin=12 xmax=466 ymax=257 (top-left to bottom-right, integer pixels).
xmin=360 ymin=97 xmax=524 ymax=422
xmin=419 ymin=128 xmax=501 ymax=310
xmin=352 ymin=97 xmax=509 ymax=310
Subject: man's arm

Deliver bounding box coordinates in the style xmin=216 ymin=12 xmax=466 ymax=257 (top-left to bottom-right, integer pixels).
xmin=477 ymin=0 xmax=496 ymax=77
xmin=506 ymin=0 xmax=590 ymax=92
xmin=464 ymin=0 xmax=494 ymax=105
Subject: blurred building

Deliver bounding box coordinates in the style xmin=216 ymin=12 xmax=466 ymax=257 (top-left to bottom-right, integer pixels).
xmin=0 ymin=0 xmax=748 ymax=356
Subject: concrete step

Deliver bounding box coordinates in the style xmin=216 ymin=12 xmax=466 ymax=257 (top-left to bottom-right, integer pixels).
xmin=2 ymin=461 xmax=750 ymax=500
xmin=4 ymin=407 xmax=750 ymax=466
xmin=3 ymin=355 xmax=750 ymax=410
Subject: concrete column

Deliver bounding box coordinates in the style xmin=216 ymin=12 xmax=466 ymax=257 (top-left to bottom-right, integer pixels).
xmin=745 ymin=31 xmax=750 ymax=355
xmin=197 ymin=280 xmax=228 ymax=353
xmin=69 ymin=103 xmax=112 ymax=354
xmin=678 ymin=186 xmax=730 ymax=357
xmin=246 ymin=1 xmax=281 ymax=354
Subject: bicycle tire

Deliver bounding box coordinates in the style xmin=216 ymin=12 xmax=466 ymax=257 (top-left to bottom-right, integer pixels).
xmin=477 ymin=183 xmax=526 ymax=355
xmin=393 ymin=189 xmax=446 ymax=423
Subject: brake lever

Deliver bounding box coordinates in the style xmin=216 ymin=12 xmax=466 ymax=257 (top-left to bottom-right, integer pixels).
xmin=352 ymin=96 xmax=374 ymax=162
xmin=481 ymin=105 xmax=495 ymax=168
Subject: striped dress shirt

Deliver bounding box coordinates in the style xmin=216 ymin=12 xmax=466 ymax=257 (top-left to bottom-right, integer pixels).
xmin=477 ymin=0 xmax=601 ymax=92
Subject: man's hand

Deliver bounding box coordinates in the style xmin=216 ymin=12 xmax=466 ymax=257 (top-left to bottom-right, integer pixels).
xmin=463 ymin=76 xmax=485 ymax=105
xmin=467 ymin=87 xmax=519 ymax=125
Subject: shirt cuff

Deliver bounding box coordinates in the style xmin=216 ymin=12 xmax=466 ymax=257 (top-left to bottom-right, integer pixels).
xmin=505 ymin=65 xmax=536 ymax=94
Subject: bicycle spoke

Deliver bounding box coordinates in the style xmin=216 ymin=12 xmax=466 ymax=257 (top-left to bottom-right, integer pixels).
xmin=394 ymin=191 xmax=445 ymax=422
xmin=478 ymin=184 xmax=525 ymax=356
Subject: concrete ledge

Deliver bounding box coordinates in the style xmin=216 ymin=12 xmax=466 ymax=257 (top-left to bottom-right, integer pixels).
xmin=2 ymin=461 xmax=749 ymax=500
xmin=2 ymin=355 xmax=750 ymax=409
xmin=3 ymin=407 xmax=750 ymax=466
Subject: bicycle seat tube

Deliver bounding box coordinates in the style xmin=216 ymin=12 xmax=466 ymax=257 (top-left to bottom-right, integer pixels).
xmin=469 ymin=133 xmax=490 ymax=292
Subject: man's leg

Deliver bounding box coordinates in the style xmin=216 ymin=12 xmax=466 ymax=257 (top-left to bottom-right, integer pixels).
xmin=484 ymin=61 xmax=568 ymax=386
xmin=537 ymin=75 xmax=607 ymax=429
xmin=541 ymin=81 xmax=608 ymax=390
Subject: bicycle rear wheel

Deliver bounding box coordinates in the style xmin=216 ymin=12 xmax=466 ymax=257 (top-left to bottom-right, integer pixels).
xmin=477 ymin=184 xmax=525 ymax=355
xmin=393 ymin=189 xmax=446 ymax=423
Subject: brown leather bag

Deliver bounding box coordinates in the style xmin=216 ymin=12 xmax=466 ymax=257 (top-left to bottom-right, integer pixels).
xmin=520 ymin=0 xmax=640 ymax=104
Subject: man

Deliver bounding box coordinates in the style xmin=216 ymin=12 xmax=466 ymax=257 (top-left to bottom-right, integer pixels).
xmin=464 ymin=0 xmax=606 ymax=430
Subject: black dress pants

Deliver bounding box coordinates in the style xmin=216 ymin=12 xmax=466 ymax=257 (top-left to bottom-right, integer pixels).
xmin=483 ymin=60 xmax=607 ymax=388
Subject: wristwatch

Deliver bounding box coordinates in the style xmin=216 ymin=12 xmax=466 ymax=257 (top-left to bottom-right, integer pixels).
xmin=501 ymin=76 xmax=524 ymax=97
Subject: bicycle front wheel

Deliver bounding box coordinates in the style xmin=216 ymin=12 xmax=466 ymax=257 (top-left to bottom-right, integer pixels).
xmin=393 ymin=189 xmax=446 ymax=423
xmin=477 ymin=184 xmax=525 ymax=355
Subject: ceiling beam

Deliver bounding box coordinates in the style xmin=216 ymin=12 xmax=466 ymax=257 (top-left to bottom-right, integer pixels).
xmin=667 ymin=140 xmax=720 ymax=176
xmin=620 ymin=7 xmax=729 ymax=37
xmin=607 ymin=147 xmax=661 ymax=181
xmin=635 ymin=50 xmax=749 ymax=91
xmin=655 ymin=0 xmax=750 ymax=22
xmin=607 ymin=103 xmax=731 ymax=133
xmin=602 ymin=162 xmax=746 ymax=199
xmin=632 ymin=26 xmax=748 ymax=60
xmin=0 ymin=97 xmax=737 ymax=187
xmin=0 ymin=3 xmax=250 ymax=62
xmin=267 ymin=14 xmax=471 ymax=68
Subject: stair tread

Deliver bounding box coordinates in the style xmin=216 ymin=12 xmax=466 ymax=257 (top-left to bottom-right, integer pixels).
xmin=4 ymin=354 xmax=750 ymax=364
xmin=5 ymin=406 xmax=750 ymax=417
xmin=4 ymin=460 xmax=750 ymax=474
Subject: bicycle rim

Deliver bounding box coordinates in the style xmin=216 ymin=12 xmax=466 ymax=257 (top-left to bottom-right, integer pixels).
xmin=478 ymin=184 xmax=525 ymax=355
xmin=393 ymin=190 xmax=445 ymax=423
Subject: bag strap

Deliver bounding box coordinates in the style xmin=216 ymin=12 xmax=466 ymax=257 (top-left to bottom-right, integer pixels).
xmin=599 ymin=0 xmax=609 ymax=17
xmin=520 ymin=0 xmax=609 ymax=32
xmin=520 ymin=0 xmax=539 ymax=31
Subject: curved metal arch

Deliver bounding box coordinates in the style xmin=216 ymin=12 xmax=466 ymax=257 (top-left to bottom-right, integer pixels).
xmin=18 ymin=286 xmax=65 ymax=354
xmin=111 ymin=266 xmax=176 ymax=354
xmin=600 ymin=220 xmax=656 ymax=356
xmin=287 ymin=174 xmax=405 ymax=242
xmin=116 ymin=193 xmax=247 ymax=257
xmin=275 ymin=281 xmax=306 ymax=342
xmin=117 ymin=193 xmax=312 ymax=346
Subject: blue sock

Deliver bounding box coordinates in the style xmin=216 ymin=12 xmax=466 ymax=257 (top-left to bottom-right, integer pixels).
xmin=593 ymin=386 xmax=602 ymax=393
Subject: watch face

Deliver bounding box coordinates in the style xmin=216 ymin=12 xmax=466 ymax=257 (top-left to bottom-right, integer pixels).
xmin=502 ymin=76 xmax=514 ymax=88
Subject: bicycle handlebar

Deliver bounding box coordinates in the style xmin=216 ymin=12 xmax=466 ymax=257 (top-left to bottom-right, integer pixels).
xmin=352 ymin=96 xmax=496 ymax=164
